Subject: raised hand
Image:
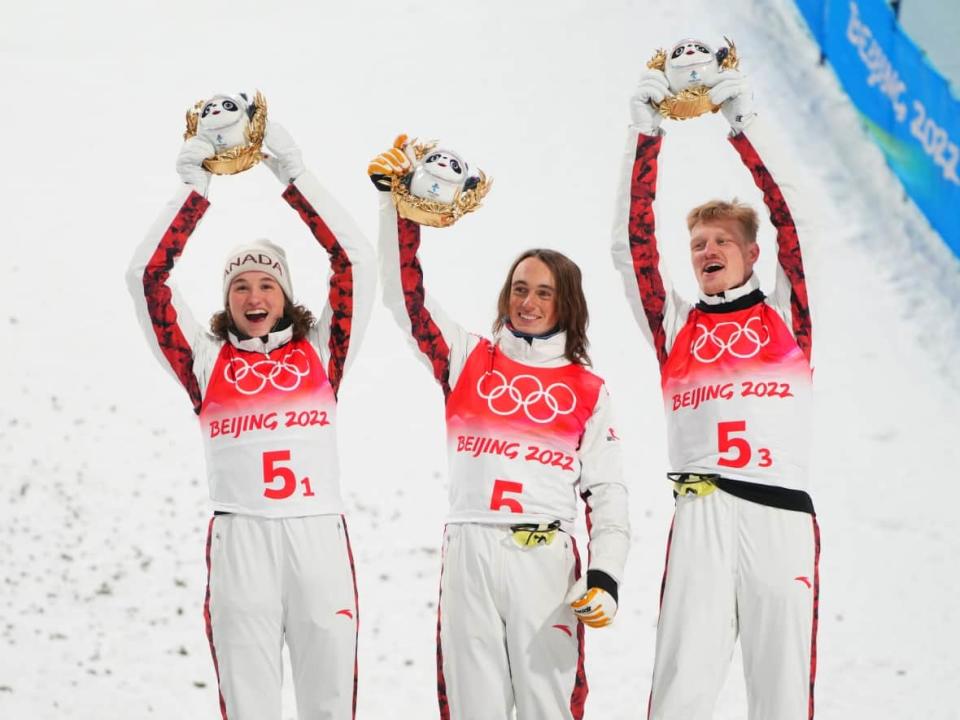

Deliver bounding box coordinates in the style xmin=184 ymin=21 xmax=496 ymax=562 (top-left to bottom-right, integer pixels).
xmin=262 ymin=122 xmax=306 ymax=185
xmin=368 ymin=134 xmax=413 ymax=191
xmin=176 ymin=136 xmax=216 ymax=196
xmin=630 ymin=69 xmax=670 ymax=136
xmin=709 ymin=70 xmax=756 ymax=134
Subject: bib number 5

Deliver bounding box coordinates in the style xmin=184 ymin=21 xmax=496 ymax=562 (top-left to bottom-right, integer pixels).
xmin=262 ymin=450 xmax=316 ymax=500
xmin=490 ymin=479 xmax=524 ymax=513
xmin=717 ymin=421 xmax=772 ymax=469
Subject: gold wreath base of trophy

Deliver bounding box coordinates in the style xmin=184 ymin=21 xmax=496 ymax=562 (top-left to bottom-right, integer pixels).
xmin=647 ymin=38 xmax=739 ymax=121
xmin=183 ymin=91 xmax=268 ymax=175
xmin=658 ymin=86 xmax=720 ymax=121
xmin=391 ymin=172 xmax=493 ymax=227
xmin=388 ymin=139 xmax=492 ymax=228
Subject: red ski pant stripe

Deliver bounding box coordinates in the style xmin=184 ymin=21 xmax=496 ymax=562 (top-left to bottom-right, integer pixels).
xmin=341 ymin=515 xmax=360 ymax=720
xmin=809 ymin=515 xmax=821 ymax=720
xmin=647 ymin=515 xmax=675 ymax=720
xmin=204 ymin=516 xmax=229 ymax=720
xmin=436 ymin=525 xmax=450 ymax=720
xmin=570 ymin=536 xmax=588 ymax=720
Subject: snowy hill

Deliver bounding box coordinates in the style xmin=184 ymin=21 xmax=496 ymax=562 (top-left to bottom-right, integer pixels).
xmin=2 ymin=0 xmax=959 ymax=718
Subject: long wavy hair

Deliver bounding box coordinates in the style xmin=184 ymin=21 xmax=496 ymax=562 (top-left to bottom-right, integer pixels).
xmin=493 ymin=249 xmax=591 ymax=366
xmin=210 ymin=301 xmax=315 ymax=342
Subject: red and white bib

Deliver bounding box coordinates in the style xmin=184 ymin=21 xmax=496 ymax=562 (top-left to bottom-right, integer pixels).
xmin=662 ymin=302 xmax=812 ymax=490
xmin=444 ymin=340 xmax=603 ymax=526
xmin=199 ymin=339 xmax=342 ymax=517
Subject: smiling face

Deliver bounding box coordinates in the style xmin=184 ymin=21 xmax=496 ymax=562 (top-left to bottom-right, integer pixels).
xmin=199 ymin=96 xmax=244 ymax=132
xmin=422 ymin=150 xmax=467 ymax=183
xmin=689 ymin=218 xmax=759 ymax=295
xmin=665 ymin=39 xmax=720 ymax=91
xmin=508 ymin=257 xmax=559 ymax=335
xmin=227 ymin=271 xmax=286 ymax=337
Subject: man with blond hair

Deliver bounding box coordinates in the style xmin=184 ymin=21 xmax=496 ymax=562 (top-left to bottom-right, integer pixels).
xmin=612 ymin=63 xmax=820 ymax=719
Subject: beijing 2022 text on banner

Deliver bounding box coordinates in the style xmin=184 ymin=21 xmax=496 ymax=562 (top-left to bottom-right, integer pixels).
xmin=794 ymin=0 xmax=960 ymax=255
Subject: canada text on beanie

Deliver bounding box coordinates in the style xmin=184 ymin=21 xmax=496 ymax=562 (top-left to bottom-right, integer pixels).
xmin=222 ymin=240 xmax=293 ymax=302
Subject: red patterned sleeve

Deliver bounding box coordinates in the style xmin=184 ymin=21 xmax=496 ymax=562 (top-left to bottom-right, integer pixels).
xmin=627 ymin=133 xmax=670 ymax=368
xmin=729 ymin=132 xmax=812 ymax=361
xmin=396 ymin=217 xmax=452 ymax=398
xmin=141 ymin=191 xmax=210 ymax=414
xmin=282 ymin=185 xmax=354 ymax=397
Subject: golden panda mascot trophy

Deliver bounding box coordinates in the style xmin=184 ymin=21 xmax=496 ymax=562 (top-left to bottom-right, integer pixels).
xmin=647 ymin=37 xmax=739 ymax=120
xmin=369 ymin=134 xmax=492 ymax=228
xmin=183 ymin=90 xmax=268 ymax=175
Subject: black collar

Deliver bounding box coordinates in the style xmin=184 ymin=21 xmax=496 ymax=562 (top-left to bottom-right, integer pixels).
xmin=506 ymin=322 xmax=561 ymax=345
xmin=696 ymin=288 xmax=766 ymax=313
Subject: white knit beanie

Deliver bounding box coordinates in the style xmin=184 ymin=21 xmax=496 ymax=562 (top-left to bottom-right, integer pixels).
xmin=222 ymin=240 xmax=293 ymax=302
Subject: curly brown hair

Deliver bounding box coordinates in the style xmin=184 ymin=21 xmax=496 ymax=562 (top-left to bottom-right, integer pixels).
xmin=210 ymin=301 xmax=315 ymax=341
xmin=492 ymin=249 xmax=591 ymax=366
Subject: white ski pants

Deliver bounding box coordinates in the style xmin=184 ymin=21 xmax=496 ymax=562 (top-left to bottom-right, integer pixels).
xmin=648 ymin=490 xmax=820 ymax=720
xmin=436 ymin=523 xmax=588 ymax=720
xmin=204 ymin=513 xmax=359 ymax=720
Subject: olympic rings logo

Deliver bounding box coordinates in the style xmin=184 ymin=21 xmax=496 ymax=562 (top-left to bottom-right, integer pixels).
xmin=476 ymin=371 xmax=577 ymax=424
xmin=223 ymin=349 xmax=311 ymax=395
xmin=691 ymin=317 xmax=770 ymax=363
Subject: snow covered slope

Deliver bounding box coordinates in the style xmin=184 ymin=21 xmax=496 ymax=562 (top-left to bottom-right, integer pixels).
xmin=2 ymin=0 xmax=958 ymax=718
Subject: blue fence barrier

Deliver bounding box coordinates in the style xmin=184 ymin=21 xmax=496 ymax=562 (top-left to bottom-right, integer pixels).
xmin=794 ymin=0 xmax=960 ymax=255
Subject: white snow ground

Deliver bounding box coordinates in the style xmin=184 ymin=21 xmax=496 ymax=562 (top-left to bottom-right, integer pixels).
xmin=2 ymin=1 xmax=959 ymax=718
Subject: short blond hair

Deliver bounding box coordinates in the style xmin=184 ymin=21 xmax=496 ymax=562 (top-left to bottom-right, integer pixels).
xmin=686 ymin=199 xmax=759 ymax=244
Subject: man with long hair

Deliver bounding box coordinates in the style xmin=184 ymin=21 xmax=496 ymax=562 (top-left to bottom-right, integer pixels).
xmin=612 ymin=65 xmax=819 ymax=718
xmin=370 ymin=140 xmax=630 ymax=719
xmin=128 ymin=122 xmax=374 ymax=719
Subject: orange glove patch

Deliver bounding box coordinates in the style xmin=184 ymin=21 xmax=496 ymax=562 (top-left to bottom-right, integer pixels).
xmin=569 ymin=586 xmax=617 ymax=628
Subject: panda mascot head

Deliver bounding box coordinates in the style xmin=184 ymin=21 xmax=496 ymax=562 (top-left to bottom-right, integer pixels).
xmin=409 ymin=149 xmax=477 ymax=205
xmin=196 ymin=93 xmax=256 ymax=154
xmin=664 ymin=39 xmax=723 ymax=93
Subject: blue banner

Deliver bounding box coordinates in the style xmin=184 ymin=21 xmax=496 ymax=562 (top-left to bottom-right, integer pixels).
xmin=794 ymin=0 xmax=960 ymax=255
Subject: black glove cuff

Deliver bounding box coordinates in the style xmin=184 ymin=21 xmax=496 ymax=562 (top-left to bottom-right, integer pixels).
xmin=586 ymin=569 xmax=619 ymax=604
xmin=369 ymin=173 xmax=392 ymax=192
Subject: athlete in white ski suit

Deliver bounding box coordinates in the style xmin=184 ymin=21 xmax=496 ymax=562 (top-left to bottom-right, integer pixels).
xmin=372 ymin=148 xmax=631 ymax=719
xmin=128 ymin=124 xmax=374 ymax=720
xmin=612 ymin=72 xmax=820 ymax=719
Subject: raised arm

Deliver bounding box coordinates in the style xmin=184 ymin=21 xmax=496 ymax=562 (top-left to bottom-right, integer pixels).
xmin=370 ymin=139 xmax=474 ymax=398
xmin=730 ymin=121 xmax=812 ymax=360
xmin=711 ymin=73 xmax=812 ymax=361
xmin=611 ymin=71 xmax=692 ymax=369
xmin=126 ymin=183 xmax=211 ymax=414
xmin=266 ymin=124 xmax=376 ymax=397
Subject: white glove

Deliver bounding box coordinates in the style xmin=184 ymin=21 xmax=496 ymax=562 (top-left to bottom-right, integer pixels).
xmin=630 ymin=69 xmax=670 ymax=136
xmin=565 ymin=576 xmax=618 ymax=628
xmin=262 ymin=121 xmax=306 ymax=185
xmin=709 ymin=70 xmax=756 ymax=134
xmin=176 ymin=136 xmax=215 ymax=196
